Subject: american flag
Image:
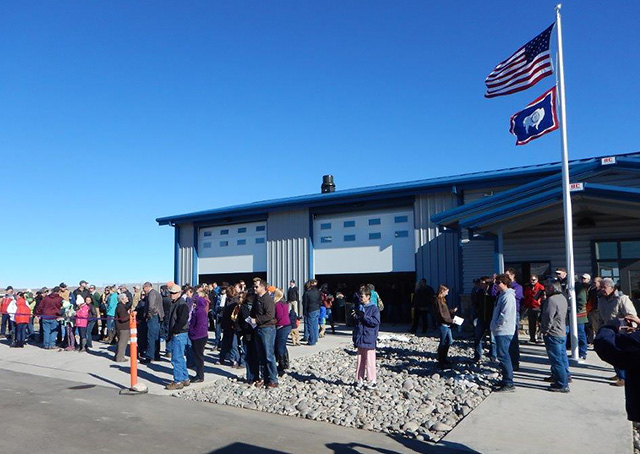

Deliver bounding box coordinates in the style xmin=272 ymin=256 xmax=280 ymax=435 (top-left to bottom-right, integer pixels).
xmin=485 ymin=24 xmax=555 ymax=98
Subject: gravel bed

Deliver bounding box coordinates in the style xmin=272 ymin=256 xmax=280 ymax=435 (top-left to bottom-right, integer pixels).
xmin=178 ymin=334 xmax=500 ymax=441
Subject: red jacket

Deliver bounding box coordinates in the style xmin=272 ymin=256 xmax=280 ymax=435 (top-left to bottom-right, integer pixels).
xmin=14 ymin=298 xmax=31 ymax=324
xmin=34 ymin=293 xmax=63 ymax=318
xmin=0 ymin=296 xmax=12 ymax=314
xmin=524 ymin=282 xmax=545 ymax=309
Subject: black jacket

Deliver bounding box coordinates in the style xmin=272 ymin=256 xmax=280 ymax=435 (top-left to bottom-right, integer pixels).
xmin=413 ymin=285 xmax=435 ymax=309
xmin=594 ymin=326 xmax=640 ymax=422
xmin=167 ymin=298 xmax=190 ymax=340
xmin=302 ymin=287 xmax=321 ymax=314
xmin=287 ymin=286 xmax=299 ymax=302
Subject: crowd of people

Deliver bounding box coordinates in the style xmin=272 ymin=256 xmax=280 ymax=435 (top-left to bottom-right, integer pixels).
xmin=2 ymin=269 xmax=639 ymax=423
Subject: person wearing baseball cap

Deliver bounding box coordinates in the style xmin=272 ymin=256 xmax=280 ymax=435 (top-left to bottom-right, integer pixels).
xmin=165 ymin=284 xmax=191 ymax=390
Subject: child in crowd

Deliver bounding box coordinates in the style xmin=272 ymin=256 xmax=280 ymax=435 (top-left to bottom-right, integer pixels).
xmin=352 ymin=286 xmax=381 ymax=389
xmin=75 ymin=296 xmax=90 ymax=352
xmin=319 ymin=304 xmax=327 ymax=338
xmin=289 ymin=302 xmax=301 ymax=346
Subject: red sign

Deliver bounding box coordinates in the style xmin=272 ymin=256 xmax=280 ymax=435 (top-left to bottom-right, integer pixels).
xmin=570 ymin=182 xmax=585 ymax=192
xmin=601 ymin=157 xmax=616 ymax=165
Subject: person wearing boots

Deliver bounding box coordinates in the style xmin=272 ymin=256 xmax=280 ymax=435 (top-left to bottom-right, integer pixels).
xmin=434 ymin=285 xmax=456 ymax=368
xmin=105 ymin=286 xmax=119 ymax=344
xmin=274 ymin=288 xmax=291 ymax=376
xmin=75 ymin=296 xmax=91 ymax=352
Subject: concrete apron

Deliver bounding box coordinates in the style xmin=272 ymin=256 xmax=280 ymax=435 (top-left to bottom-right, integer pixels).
xmin=442 ymin=340 xmax=633 ymax=454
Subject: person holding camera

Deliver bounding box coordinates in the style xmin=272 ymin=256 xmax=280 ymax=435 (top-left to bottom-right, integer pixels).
xmin=594 ymin=313 xmax=640 ymax=422
xmin=352 ymin=287 xmax=381 ymax=390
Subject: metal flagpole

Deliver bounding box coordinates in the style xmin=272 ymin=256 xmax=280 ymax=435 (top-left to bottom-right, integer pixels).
xmin=555 ymin=4 xmax=579 ymax=361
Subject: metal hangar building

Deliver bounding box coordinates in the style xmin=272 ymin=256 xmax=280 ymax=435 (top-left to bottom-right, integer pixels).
xmin=157 ymin=151 xmax=640 ymax=306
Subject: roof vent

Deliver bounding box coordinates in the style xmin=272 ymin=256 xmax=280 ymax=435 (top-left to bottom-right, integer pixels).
xmin=321 ymin=175 xmax=335 ymax=194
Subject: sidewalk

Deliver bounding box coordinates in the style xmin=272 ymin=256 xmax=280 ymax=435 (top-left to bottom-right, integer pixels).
xmin=0 ymin=325 xmax=354 ymax=395
xmin=443 ymin=341 xmax=633 ymax=454
xmin=0 ymin=327 xmax=633 ymax=453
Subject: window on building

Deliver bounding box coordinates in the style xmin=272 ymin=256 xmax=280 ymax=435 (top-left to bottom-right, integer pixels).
xmin=344 ymin=220 xmax=355 ymax=228
xmin=344 ymin=234 xmax=356 ymax=242
xmin=203 ymin=231 xmax=212 ymax=237
xmin=220 ymin=241 xmax=229 ymax=247
xmin=394 ymin=230 xmax=408 ymax=238
xmin=320 ymin=236 xmax=332 ymax=244
xmin=320 ymin=223 xmax=331 ymax=230
xmin=220 ymin=229 xmax=229 ymax=235
xmin=368 ymin=218 xmax=381 ymax=226
xmin=369 ymin=232 xmax=381 ymax=240
xmin=256 ymin=237 xmax=265 ymax=244
xmin=237 ymin=239 xmax=246 ymax=246
xmin=238 ymin=227 xmax=247 ymax=233
xmin=594 ymin=240 xmax=640 ymax=286
xmin=203 ymin=242 xmax=211 ymax=249
xmin=256 ymin=225 xmax=266 ymax=232
xmin=394 ymin=215 xmax=408 ymax=224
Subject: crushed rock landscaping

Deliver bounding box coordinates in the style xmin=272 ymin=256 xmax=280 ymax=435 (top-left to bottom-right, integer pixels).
xmin=178 ymin=334 xmax=500 ymax=442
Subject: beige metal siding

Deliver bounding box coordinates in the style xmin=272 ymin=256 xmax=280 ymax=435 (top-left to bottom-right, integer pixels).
xmin=414 ymin=193 xmax=460 ymax=297
xmin=267 ymin=209 xmax=310 ymax=292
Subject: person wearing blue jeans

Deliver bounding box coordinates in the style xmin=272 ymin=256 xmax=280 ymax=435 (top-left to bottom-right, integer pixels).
xmin=306 ymin=310 xmax=320 ymax=346
xmin=42 ymin=319 xmax=59 ymax=349
xmin=545 ymin=334 xmax=570 ymax=389
xmin=256 ymin=325 xmax=278 ymax=386
xmin=541 ymin=278 xmax=571 ymax=392
xmin=565 ymin=324 xmax=588 ymax=360
xmin=495 ymin=334 xmax=514 ymax=387
xmin=165 ymin=284 xmax=191 ymax=390
xmin=251 ymin=279 xmax=279 ymax=388
xmin=170 ymin=332 xmax=189 ymax=382
xmin=145 ymin=314 xmax=161 ymax=362
xmin=490 ymin=274 xmax=517 ymax=392
xmin=434 ymin=285 xmax=456 ymax=368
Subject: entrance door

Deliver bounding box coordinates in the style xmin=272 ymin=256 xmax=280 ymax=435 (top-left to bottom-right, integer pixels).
xmin=620 ymin=259 xmax=640 ymax=298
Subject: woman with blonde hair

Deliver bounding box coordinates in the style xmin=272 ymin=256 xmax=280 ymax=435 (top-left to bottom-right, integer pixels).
xmin=434 ymin=284 xmax=457 ymax=368
xmin=274 ymin=288 xmax=291 ymax=376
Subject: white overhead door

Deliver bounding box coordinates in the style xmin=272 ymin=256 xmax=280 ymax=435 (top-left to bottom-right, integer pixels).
xmin=313 ymin=208 xmax=415 ymax=274
xmin=198 ymin=221 xmax=267 ymax=274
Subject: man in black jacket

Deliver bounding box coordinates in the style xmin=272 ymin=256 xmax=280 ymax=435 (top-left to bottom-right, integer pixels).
xmin=302 ymin=279 xmax=321 ymax=345
xmin=594 ymin=315 xmax=640 ymax=422
xmin=165 ymin=284 xmax=190 ymax=390
xmin=251 ymin=279 xmax=278 ymax=388
xmin=410 ymin=279 xmax=435 ymax=335
xmin=287 ymin=280 xmax=299 ymax=313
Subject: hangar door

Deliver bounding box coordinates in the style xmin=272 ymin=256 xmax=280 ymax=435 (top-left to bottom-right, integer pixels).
xmin=198 ymin=221 xmax=267 ymax=279
xmin=313 ymin=208 xmax=416 ymax=275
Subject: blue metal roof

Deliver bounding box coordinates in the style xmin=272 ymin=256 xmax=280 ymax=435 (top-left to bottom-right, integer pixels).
xmin=460 ymin=182 xmax=640 ymax=230
xmin=156 ymin=151 xmax=640 ymax=226
xmin=433 ymin=156 xmax=640 ymax=227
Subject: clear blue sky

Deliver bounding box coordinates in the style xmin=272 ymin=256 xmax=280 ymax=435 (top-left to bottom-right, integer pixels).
xmin=2 ymin=1 xmax=638 ymax=288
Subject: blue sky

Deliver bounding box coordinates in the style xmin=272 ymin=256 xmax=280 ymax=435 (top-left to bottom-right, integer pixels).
xmin=2 ymin=1 xmax=638 ymax=288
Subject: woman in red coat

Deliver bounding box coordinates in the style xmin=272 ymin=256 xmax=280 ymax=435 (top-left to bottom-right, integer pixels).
xmin=524 ymin=275 xmax=545 ymax=343
xmin=12 ymin=294 xmax=31 ymax=348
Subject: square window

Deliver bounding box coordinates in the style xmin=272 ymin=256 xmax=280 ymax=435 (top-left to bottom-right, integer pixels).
xmin=320 ymin=222 xmax=331 ymax=230
xmin=369 ymin=232 xmax=381 ymax=240
xmin=368 ymin=218 xmax=381 ymax=226
xmin=255 ymin=237 xmax=265 ymax=244
xmin=256 ymin=225 xmax=266 ymax=232
xmin=203 ymin=242 xmax=211 ymax=249
xmin=344 ymin=220 xmax=355 ymax=228
xmin=395 ymin=230 xmax=409 ymax=238
xmin=344 ymin=234 xmax=356 ymax=242
xmin=237 ymin=239 xmax=246 ymax=246
xmin=320 ymin=236 xmax=332 ymax=244
xmin=595 ymin=241 xmax=618 ymax=260
xmin=394 ymin=215 xmax=408 ymax=224
xmin=220 ymin=229 xmax=229 ymax=235
xmin=238 ymin=227 xmax=247 ymax=233
xmin=621 ymin=241 xmax=640 ymax=259
xmin=220 ymin=241 xmax=229 ymax=247
xmin=203 ymin=231 xmax=212 ymax=237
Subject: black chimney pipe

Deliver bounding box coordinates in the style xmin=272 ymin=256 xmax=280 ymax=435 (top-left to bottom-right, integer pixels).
xmin=321 ymin=175 xmax=335 ymax=193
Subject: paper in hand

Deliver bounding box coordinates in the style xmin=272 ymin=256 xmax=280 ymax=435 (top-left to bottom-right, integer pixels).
xmin=452 ymin=316 xmax=464 ymax=326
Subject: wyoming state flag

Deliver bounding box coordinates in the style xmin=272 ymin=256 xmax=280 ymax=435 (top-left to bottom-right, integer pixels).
xmin=509 ymin=86 xmax=559 ymax=145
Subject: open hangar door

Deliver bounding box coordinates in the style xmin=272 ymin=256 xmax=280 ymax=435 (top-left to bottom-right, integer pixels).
xmin=312 ymin=208 xmax=417 ymax=322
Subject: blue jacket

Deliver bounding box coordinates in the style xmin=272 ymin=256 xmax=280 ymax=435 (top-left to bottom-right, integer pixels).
xmin=352 ymin=302 xmax=380 ymax=349
xmin=594 ymin=326 xmax=640 ymax=422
